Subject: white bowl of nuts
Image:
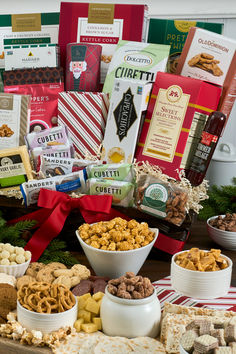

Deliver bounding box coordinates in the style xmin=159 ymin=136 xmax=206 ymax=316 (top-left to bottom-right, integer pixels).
xmin=0 ymin=243 xmax=31 ymax=277
xmin=207 ymin=214 xmax=236 ymax=250
xmin=171 ymin=248 xmax=232 ymax=299
xmin=76 ymin=218 xmax=158 ymax=279
xmin=100 ymin=272 xmax=161 ymax=338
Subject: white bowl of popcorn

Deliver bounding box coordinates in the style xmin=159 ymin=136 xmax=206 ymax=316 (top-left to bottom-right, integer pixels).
xmin=0 ymin=243 xmax=31 ymax=277
xmin=76 ymin=218 xmax=158 ymax=279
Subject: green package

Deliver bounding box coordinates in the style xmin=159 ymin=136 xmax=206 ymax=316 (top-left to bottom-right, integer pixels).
xmin=103 ymin=40 xmax=170 ymax=97
xmin=86 ymin=163 xmax=135 ymax=183
xmin=147 ymin=19 xmax=223 ymax=73
xmin=87 ymin=178 xmax=134 ymax=207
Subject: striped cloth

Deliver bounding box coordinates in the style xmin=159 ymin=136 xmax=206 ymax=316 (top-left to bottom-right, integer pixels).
xmin=153 ymin=276 xmax=236 ymax=312
xmin=58 ymin=92 xmax=109 ymax=158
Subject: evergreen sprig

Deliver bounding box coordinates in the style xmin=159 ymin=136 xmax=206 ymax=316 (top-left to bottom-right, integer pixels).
xmin=0 ymin=211 xmax=78 ymax=266
xmin=198 ymin=178 xmax=236 ymax=220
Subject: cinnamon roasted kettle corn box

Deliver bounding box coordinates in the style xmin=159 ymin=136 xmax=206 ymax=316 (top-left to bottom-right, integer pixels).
xmin=135 ymin=72 xmax=222 ymax=180
xmin=102 ymin=78 xmax=152 ymax=164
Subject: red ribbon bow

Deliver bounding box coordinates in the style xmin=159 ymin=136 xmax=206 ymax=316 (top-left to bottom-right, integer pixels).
xmin=9 ymin=189 xmax=129 ymax=262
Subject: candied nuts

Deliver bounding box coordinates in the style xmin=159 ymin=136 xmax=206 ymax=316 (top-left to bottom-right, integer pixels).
xmin=209 ymin=214 xmax=236 ymax=232
xmin=107 ymin=272 xmax=154 ymax=299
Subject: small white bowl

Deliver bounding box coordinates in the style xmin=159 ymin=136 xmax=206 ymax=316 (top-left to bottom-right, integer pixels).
xmin=0 ymin=258 xmax=31 ymax=278
xmin=76 ymin=228 xmax=158 ymax=279
xmin=207 ymin=215 xmax=236 ymax=250
xmin=100 ymin=286 xmax=161 ymax=338
xmin=171 ymin=250 xmax=232 ymax=299
xmin=17 ymin=297 xmax=78 ymax=334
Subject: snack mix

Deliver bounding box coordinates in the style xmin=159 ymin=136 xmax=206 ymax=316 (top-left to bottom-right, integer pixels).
xmin=175 ymin=248 xmax=228 ymax=271
xmin=0 ymin=243 xmax=31 ymax=265
xmin=209 ymin=214 xmax=236 ymax=232
xmin=107 ymin=272 xmax=154 ymax=299
xmin=78 ymin=217 xmax=155 ymax=251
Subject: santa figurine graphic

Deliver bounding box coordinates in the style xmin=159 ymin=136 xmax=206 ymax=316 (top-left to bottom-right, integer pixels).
xmin=69 ymin=45 xmax=87 ymax=91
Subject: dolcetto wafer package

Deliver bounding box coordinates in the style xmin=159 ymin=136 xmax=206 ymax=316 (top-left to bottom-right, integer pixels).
xmin=66 ymin=43 xmax=102 ymax=92
xmin=25 ymin=125 xmax=71 ymax=150
xmin=102 ymin=40 xmax=170 ymax=97
xmin=86 ymin=163 xmax=135 ymax=182
xmin=21 ymin=169 xmax=87 ymax=206
xmin=87 ymin=178 xmax=135 ymax=207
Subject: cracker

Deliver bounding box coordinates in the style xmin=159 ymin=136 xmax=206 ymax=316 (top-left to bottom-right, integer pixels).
xmin=129 ymin=337 xmax=166 ymax=353
xmin=94 ymin=336 xmax=133 ymax=353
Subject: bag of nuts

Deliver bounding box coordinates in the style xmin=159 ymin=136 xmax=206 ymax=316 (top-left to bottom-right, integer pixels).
xmin=135 ymin=175 xmax=188 ymax=226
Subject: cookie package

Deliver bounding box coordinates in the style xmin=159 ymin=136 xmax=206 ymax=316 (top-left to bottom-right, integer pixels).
xmin=176 ymin=27 xmax=236 ymax=124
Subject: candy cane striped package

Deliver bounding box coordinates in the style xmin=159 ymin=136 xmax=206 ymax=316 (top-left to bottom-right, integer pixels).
xmin=58 ymin=92 xmax=109 ymax=158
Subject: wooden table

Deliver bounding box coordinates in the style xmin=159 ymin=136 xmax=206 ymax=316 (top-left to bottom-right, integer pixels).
xmin=0 ymin=198 xmax=235 ymax=353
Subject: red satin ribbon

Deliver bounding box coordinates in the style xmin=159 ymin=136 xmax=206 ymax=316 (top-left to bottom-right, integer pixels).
xmin=154 ymin=231 xmax=188 ymax=255
xmin=9 ymin=189 xmax=129 ymax=262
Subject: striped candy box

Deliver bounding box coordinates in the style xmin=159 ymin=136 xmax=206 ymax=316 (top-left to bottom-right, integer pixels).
xmin=58 ymin=92 xmax=109 ymax=158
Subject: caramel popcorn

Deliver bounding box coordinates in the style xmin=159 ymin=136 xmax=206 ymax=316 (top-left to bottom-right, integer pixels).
xmin=78 ymin=217 xmax=155 ymax=251
xmin=175 ymin=248 xmax=229 ymax=272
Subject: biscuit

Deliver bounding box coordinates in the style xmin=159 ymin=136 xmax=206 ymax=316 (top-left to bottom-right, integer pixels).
xmin=0 ymin=305 xmax=11 ymax=320
xmin=188 ymin=54 xmax=201 ymax=66
xmin=201 ymin=53 xmax=214 ymax=60
xmin=46 ymin=262 xmax=67 ymax=270
xmin=26 ymin=262 xmax=45 ymax=278
xmin=16 ymin=275 xmax=36 ymax=290
xmin=53 ymin=269 xmax=73 ymax=278
xmin=36 ymin=265 xmax=56 ymax=283
xmin=0 ymin=285 xmax=17 ymax=310
xmin=52 ymin=275 xmax=71 ymax=289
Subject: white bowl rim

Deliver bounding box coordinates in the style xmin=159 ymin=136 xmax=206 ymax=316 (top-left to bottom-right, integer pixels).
xmin=207 ymin=215 xmax=236 ymax=234
xmin=76 ymin=227 xmax=159 ymax=255
xmin=172 ymin=249 xmax=233 ymax=274
xmin=104 ymin=285 xmax=157 ymax=305
xmin=17 ymin=295 xmax=77 ymax=317
xmin=0 ymin=257 xmax=31 ymax=269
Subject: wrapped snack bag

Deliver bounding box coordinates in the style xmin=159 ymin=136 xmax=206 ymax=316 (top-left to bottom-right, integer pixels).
xmin=25 ymin=125 xmax=71 ymax=150
xmin=86 ymin=163 xmax=135 ymax=183
xmin=87 ymin=178 xmax=135 ymax=207
xmin=21 ymin=169 xmax=87 ymax=206
xmin=39 ymin=155 xmax=97 ymax=177
xmin=135 ymin=175 xmax=188 ymax=226
xmin=31 ymin=143 xmax=75 ymax=170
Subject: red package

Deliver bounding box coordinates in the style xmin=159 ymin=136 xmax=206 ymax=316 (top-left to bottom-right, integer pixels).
xmin=59 ymin=2 xmax=148 ymax=83
xmin=135 ymin=72 xmax=222 ymax=180
xmin=3 ymin=67 xmax=64 ymax=132
xmin=66 ymin=43 xmax=102 ymax=92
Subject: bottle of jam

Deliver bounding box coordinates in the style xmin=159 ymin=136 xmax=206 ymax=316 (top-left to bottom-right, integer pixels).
xmin=187 ymin=111 xmax=226 ymax=186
